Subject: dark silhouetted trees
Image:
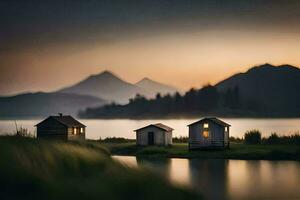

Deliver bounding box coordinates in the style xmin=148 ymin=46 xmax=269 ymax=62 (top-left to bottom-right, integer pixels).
xmin=79 ymin=85 xmax=266 ymax=118
xmin=244 ymin=130 xmax=262 ymax=144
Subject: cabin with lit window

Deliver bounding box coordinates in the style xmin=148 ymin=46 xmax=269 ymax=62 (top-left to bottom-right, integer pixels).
xmin=35 ymin=114 xmax=86 ymax=140
xmin=135 ymin=123 xmax=173 ymax=146
xmin=188 ymin=117 xmax=230 ymax=149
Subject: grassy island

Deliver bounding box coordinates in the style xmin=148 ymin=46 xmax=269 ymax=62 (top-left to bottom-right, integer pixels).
xmin=102 ymin=142 xmax=300 ymax=160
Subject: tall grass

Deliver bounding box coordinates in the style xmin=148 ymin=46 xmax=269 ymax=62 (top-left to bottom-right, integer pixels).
xmin=262 ymin=133 xmax=300 ymax=145
xmin=173 ymin=136 xmax=189 ymax=143
xmin=98 ymin=137 xmax=135 ymax=143
xmin=234 ymin=130 xmax=300 ymax=145
xmin=0 ymin=136 xmax=200 ymax=200
xmin=244 ymin=130 xmax=262 ymax=144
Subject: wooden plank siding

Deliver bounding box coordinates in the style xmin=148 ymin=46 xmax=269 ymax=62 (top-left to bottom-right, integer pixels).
xmin=37 ymin=117 xmax=68 ymax=140
xmin=68 ymin=127 xmax=85 ymax=140
xmin=136 ymin=126 xmax=172 ymax=146
xmin=36 ymin=117 xmax=86 ymax=141
xmin=189 ymin=119 xmax=229 ymax=149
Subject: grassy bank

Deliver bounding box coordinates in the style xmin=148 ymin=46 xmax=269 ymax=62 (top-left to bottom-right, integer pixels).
xmin=0 ymin=136 xmax=200 ymax=200
xmin=102 ymin=142 xmax=300 ymax=160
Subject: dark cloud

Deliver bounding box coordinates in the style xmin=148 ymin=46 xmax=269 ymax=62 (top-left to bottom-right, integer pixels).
xmin=1 ymin=0 xmax=300 ymax=51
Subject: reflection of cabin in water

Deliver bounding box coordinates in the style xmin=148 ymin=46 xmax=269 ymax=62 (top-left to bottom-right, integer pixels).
xmin=135 ymin=123 xmax=173 ymax=146
xmin=35 ymin=114 xmax=86 ymax=140
xmin=188 ymin=117 xmax=230 ymax=149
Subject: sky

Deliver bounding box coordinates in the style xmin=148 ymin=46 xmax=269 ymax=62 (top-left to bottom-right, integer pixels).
xmin=1 ymin=0 xmax=300 ymax=95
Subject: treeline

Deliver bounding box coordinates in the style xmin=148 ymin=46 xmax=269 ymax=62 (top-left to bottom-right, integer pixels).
xmin=79 ymin=85 xmax=266 ymax=118
xmin=243 ymin=130 xmax=300 ymax=145
xmin=173 ymin=132 xmax=300 ymax=145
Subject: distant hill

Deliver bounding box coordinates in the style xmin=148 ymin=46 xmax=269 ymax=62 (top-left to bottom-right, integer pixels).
xmin=59 ymin=71 xmax=140 ymax=104
xmin=80 ymin=63 xmax=300 ymax=118
xmin=135 ymin=78 xmax=177 ymax=97
xmin=0 ymin=92 xmax=105 ymax=118
xmin=59 ymin=71 xmax=178 ymax=104
xmin=216 ymin=63 xmax=300 ymax=114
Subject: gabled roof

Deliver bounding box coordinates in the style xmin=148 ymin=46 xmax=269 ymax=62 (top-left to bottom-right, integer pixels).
xmin=35 ymin=115 xmax=86 ymax=128
xmin=188 ymin=117 xmax=230 ymax=127
xmin=134 ymin=123 xmax=174 ymax=132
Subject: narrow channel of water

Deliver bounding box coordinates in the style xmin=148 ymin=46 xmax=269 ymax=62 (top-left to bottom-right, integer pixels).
xmin=113 ymin=156 xmax=300 ymax=200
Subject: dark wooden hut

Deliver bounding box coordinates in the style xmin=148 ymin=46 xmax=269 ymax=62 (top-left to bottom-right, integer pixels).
xmin=188 ymin=117 xmax=230 ymax=149
xmin=35 ymin=114 xmax=86 ymax=140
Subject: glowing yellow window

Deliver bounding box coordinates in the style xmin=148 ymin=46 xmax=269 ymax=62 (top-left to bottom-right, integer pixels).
xmin=203 ymin=130 xmax=209 ymax=138
xmin=203 ymin=123 xmax=209 ymax=128
xmin=225 ymin=127 xmax=228 ymax=132
xmin=73 ymin=128 xmax=77 ymax=135
xmin=80 ymin=128 xmax=84 ymax=133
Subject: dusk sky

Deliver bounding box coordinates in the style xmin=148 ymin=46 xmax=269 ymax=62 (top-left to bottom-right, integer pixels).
xmin=1 ymin=0 xmax=300 ymax=95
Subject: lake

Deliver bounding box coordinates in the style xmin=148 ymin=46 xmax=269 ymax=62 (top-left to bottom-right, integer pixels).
xmin=0 ymin=118 xmax=300 ymax=139
xmin=113 ymin=156 xmax=300 ymax=200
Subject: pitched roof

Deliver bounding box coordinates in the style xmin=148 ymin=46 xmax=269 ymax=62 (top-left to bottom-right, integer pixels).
xmin=36 ymin=115 xmax=86 ymax=128
xmin=153 ymin=123 xmax=174 ymax=131
xmin=188 ymin=117 xmax=230 ymax=127
xmin=134 ymin=123 xmax=174 ymax=132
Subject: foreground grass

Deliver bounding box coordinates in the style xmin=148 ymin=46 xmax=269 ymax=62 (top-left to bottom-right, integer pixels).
xmin=102 ymin=142 xmax=300 ymax=160
xmin=0 ymin=136 xmax=200 ymax=200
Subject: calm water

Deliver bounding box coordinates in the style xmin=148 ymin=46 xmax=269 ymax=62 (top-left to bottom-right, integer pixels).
xmin=113 ymin=156 xmax=300 ymax=200
xmin=0 ymin=118 xmax=300 ymax=139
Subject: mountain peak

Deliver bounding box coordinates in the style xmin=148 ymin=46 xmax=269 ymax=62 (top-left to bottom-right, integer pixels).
xmin=85 ymin=70 xmax=127 ymax=83
xmin=260 ymin=63 xmax=274 ymax=68
xmin=137 ymin=77 xmax=155 ymax=84
xmin=247 ymin=63 xmax=274 ymax=72
xmin=91 ymin=70 xmax=118 ymax=79
xmin=135 ymin=77 xmax=177 ymax=95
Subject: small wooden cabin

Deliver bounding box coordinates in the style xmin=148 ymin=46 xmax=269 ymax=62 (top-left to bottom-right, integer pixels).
xmin=35 ymin=114 xmax=86 ymax=140
xmin=188 ymin=117 xmax=230 ymax=149
xmin=135 ymin=123 xmax=173 ymax=146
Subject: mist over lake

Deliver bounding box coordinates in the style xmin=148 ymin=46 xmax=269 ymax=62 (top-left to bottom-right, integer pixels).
xmin=1 ymin=118 xmax=299 ymax=139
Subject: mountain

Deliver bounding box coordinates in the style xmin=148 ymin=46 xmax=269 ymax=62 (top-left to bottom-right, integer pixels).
xmin=59 ymin=71 xmax=178 ymax=103
xmin=0 ymin=92 xmax=105 ymax=118
xmin=135 ymin=78 xmax=177 ymax=97
xmin=216 ymin=63 xmax=300 ymax=114
xmin=80 ymin=63 xmax=300 ymax=118
xmin=59 ymin=71 xmax=140 ymax=104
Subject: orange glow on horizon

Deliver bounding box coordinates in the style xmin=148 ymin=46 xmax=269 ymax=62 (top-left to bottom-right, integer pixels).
xmin=1 ymin=30 xmax=300 ymax=95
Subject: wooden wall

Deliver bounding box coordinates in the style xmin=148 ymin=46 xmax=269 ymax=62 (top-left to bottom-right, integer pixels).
xmin=189 ymin=120 xmax=229 ymax=149
xmin=136 ymin=127 xmax=172 ymax=146
xmin=37 ymin=117 xmax=68 ymax=140
xmin=37 ymin=118 xmax=85 ymax=141
xmin=68 ymin=127 xmax=85 ymax=140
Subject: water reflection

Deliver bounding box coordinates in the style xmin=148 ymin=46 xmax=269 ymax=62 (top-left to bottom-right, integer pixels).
xmin=113 ymin=156 xmax=300 ymax=200
xmin=188 ymin=159 xmax=229 ymax=200
xmin=228 ymin=160 xmax=300 ymax=200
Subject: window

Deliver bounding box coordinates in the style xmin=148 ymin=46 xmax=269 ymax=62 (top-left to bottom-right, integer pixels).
xmin=225 ymin=127 xmax=228 ymax=132
xmin=203 ymin=123 xmax=209 ymax=128
xmin=80 ymin=128 xmax=84 ymax=133
xmin=73 ymin=128 xmax=77 ymax=135
xmin=203 ymin=130 xmax=209 ymax=138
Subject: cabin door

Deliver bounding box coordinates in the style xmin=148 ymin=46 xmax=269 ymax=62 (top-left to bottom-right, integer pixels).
xmin=148 ymin=132 xmax=154 ymax=145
